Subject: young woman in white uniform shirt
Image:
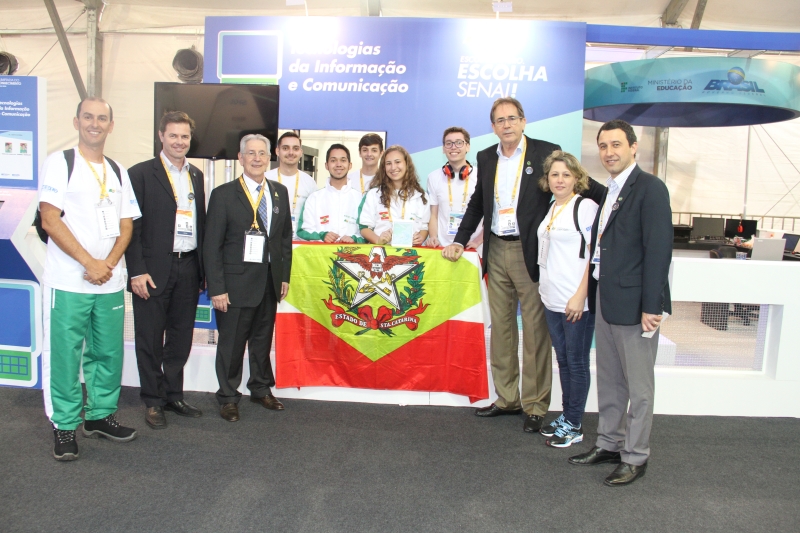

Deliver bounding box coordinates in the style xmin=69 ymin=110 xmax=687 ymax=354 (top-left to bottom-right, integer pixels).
xmin=358 ymin=145 xmax=430 ymax=245
xmin=536 ymin=151 xmax=600 ymax=448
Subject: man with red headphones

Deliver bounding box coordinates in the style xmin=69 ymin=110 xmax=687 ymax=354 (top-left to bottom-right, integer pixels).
xmin=426 ymin=127 xmax=483 ymax=254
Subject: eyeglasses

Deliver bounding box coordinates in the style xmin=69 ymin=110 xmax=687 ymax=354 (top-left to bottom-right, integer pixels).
xmin=494 ymin=116 xmax=522 ymax=126
xmin=444 ymin=140 xmax=467 ymax=148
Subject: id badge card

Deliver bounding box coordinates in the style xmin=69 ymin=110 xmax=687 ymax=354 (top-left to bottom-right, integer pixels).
xmin=591 ymin=244 xmax=601 ymax=264
xmin=447 ymin=212 xmax=463 ymax=236
xmin=243 ymin=230 xmax=266 ymax=263
xmin=497 ymin=207 xmax=517 ymax=235
xmin=538 ymin=232 xmax=550 ymax=268
xmin=96 ymin=204 xmax=120 ymax=239
xmin=291 ymin=214 xmax=298 ymax=232
xmin=391 ymin=220 xmax=414 ymax=248
xmin=175 ymin=209 xmax=194 ymax=237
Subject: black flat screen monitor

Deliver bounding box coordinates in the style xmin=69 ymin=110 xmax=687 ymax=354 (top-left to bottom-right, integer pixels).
xmin=782 ymin=233 xmax=800 ymax=252
xmin=153 ymin=82 xmax=279 ymax=160
xmin=691 ymin=217 xmax=725 ymax=239
xmin=724 ymin=219 xmax=757 ymax=239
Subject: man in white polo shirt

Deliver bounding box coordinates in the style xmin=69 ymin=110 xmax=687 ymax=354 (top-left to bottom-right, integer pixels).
xmin=39 ymin=97 xmax=141 ymax=461
xmin=298 ymin=144 xmax=366 ymax=243
xmin=265 ymin=131 xmax=317 ymax=239
xmin=347 ymin=133 xmax=383 ymax=195
xmin=426 ymin=127 xmax=483 ymax=254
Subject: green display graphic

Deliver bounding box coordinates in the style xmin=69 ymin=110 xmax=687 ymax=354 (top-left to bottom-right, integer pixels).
xmin=0 ymin=349 xmax=31 ymax=381
xmin=195 ymin=305 xmax=212 ymax=323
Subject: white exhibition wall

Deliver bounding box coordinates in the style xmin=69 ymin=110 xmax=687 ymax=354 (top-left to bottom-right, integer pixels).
xmin=1 ymin=3 xmax=799 ymax=221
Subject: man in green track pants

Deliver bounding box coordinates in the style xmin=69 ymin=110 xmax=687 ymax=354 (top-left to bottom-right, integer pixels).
xmin=39 ymin=98 xmax=141 ymax=461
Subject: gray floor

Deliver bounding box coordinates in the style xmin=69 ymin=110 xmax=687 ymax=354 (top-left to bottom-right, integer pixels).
xmin=1 ymin=386 xmax=798 ymax=533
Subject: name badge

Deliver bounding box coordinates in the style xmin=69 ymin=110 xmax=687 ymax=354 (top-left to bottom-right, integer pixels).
xmin=96 ymin=204 xmax=120 ymax=239
xmin=175 ymin=209 xmax=194 ymax=237
xmin=447 ymin=212 xmax=463 ymax=236
xmin=538 ymin=232 xmax=550 ymax=268
xmin=497 ymin=207 xmax=517 ymax=235
xmin=591 ymin=245 xmax=601 ymax=264
xmin=291 ymin=214 xmax=297 ymax=231
xmin=243 ymin=230 xmax=266 ymax=263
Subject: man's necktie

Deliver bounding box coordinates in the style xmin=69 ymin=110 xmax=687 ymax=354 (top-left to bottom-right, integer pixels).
xmin=256 ymin=184 xmax=269 ymax=233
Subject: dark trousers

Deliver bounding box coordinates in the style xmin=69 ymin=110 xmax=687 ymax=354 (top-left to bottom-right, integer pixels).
xmin=543 ymin=307 xmax=595 ymax=426
xmin=214 ymin=268 xmax=278 ymax=404
xmin=132 ymin=253 xmax=199 ymax=407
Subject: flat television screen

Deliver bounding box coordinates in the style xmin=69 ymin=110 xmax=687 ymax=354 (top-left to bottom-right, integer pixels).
xmin=153 ymin=82 xmax=279 ymax=160
xmin=724 ymin=219 xmax=757 ymax=239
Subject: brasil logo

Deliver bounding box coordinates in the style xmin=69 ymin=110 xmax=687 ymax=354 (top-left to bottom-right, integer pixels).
xmin=323 ymin=246 xmax=428 ymax=336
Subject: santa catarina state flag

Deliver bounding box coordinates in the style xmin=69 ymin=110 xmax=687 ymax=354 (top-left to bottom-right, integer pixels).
xmin=276 ymin=244 xmax=488 ymax=402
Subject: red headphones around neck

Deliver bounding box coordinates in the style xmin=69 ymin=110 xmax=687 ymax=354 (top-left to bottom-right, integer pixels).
xmin=442 ymin=161 xmax=473 ymax=181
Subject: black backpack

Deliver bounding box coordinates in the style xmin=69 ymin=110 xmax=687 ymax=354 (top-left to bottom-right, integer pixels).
xmin=549 ymin=196 xmax=587 ymax=258
xmin=33 ymin=149 xmax=121 ymax=243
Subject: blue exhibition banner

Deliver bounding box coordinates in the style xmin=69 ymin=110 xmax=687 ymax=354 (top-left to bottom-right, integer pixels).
xmin=204 ymin=17 xmax=587 ymax=165
xmin=0 ymin=76 xmax=43 ymax=190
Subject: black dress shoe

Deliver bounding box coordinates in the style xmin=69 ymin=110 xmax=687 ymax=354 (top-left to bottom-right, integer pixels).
xmin=568 ymin=446 xmax=622 ymax=466
xmin=523 ymin=414 xmax=543 ymax=433
xmin=474 ymin=404 xmax=522 ymax=417
xmin=164 ymin=400 xmax=203 ymax=418
xmin=220 ymin=403 xmax=240 ymax=422
xmin=250 ymin=393 xmax=284 ymax=411
xmin=145 ymin=406 xmax=167 ymax=429
xmin=604 ymin=462 xmax=647 ymax=486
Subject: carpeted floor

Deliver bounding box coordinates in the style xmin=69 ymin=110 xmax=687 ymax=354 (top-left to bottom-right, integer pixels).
xmin=1 ymin=386 xmax=798 ymax=533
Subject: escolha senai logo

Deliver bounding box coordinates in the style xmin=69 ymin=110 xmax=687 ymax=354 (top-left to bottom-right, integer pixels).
xmin=323 ymin=245 xmax=428 ymax=337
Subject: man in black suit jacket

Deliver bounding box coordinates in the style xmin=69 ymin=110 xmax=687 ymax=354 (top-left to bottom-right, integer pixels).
xmin=203 ymin=134 xmax=293 ymax=422
xmin=443 ymin=98 xmax=605 ymax=432
xmin=126 ymin=111 xmax=206 ymax=429
xmin=568 ymin=120 xmax=672 ymax=487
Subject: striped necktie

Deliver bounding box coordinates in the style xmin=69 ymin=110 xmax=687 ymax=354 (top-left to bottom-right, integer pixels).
xmin=256 ymin=184 xmax=269 ymax=233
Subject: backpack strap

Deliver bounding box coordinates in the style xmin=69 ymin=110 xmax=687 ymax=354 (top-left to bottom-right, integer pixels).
xmin=104 ymin=156 xmax=121 ymax=180
xmin=63 ymin=148 xmax=75 ymax=182
xmin=573 ymin=196 xmax=585 ymax=259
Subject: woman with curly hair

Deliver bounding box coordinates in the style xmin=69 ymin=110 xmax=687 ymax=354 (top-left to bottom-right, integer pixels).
xmin=358 ymin=145 xmax=430 ymax=246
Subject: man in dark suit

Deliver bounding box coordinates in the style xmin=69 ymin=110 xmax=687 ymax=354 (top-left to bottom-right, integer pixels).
xmin=568 ymin=120 xmax=672 ymax=487
xmin=126 ymin=111 xmax=206 ymax=429
xmin=203 ymin=134 xmax=293 ymax=422
xmin=443 ymin=97 xmax=605 ymax=432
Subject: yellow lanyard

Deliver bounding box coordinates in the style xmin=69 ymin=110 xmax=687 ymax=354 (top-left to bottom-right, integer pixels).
xmin=494 ymin=137 xmax=526 ymax=207
xmin=386 ymin=193 xmax=407 ymax=222
xmin=79 ymin=149 xmax=108 ymax=202
xmin=160 ymin=155 xmax=194 ymax=205
xmin=239 ymin=176 xmax=267 ymax=231
xmin=447 ymin=170 xmax=471 ymax=211
xmin=278 ymin=170 xmax=300 ymax=212
xmin=546 ymin=194 xmax=575 ymax=232
xmin=359 ymin=170 xmax=365 ymax=194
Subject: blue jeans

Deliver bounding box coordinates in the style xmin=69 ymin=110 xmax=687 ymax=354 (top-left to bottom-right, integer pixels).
xmin=543 ymin=307 xmax=595 ymax=426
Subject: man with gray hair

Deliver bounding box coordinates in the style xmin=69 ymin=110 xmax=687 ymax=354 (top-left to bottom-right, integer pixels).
xmin=203 ymin=134 xmax=293 ymax=422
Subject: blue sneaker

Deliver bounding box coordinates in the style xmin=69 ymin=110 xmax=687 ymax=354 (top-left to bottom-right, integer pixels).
xmin=546 ymin=420 xmax=583 ymax=448
xmin=539 ymin=414 xmax=565 ymax=437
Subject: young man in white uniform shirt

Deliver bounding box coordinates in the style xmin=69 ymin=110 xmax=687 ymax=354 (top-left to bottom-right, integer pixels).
xmin=265 ymin=131 xmax=317 ymax=239
xmin=298 ymin=144 xmax=366 ymax=243
xmin=347 ymin=133 xmax=383 ymax=195
xmin=426 ymin=127 xmax=483 ymax=253
xmin=39 ymin=98 xmax=141 ymax=461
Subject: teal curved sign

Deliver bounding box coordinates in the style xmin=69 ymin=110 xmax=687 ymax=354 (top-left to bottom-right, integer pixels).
xmin=584 ymin=57 xmax=800 ymax=127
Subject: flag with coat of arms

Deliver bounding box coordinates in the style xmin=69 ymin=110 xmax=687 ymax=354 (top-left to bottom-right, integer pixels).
xmin=275 ymin=243 xmax=488 ymax=402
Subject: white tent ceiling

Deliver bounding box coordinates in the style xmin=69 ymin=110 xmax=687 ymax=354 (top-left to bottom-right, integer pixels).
xmin=0 ymin=0 xmax=798 ymax=33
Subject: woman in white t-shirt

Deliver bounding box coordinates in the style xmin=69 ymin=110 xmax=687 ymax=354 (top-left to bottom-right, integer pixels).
xmin=358 ymin=145 xmax=430 ymax=245
xmin=536 ymin=151 xmax=600 ymax=449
